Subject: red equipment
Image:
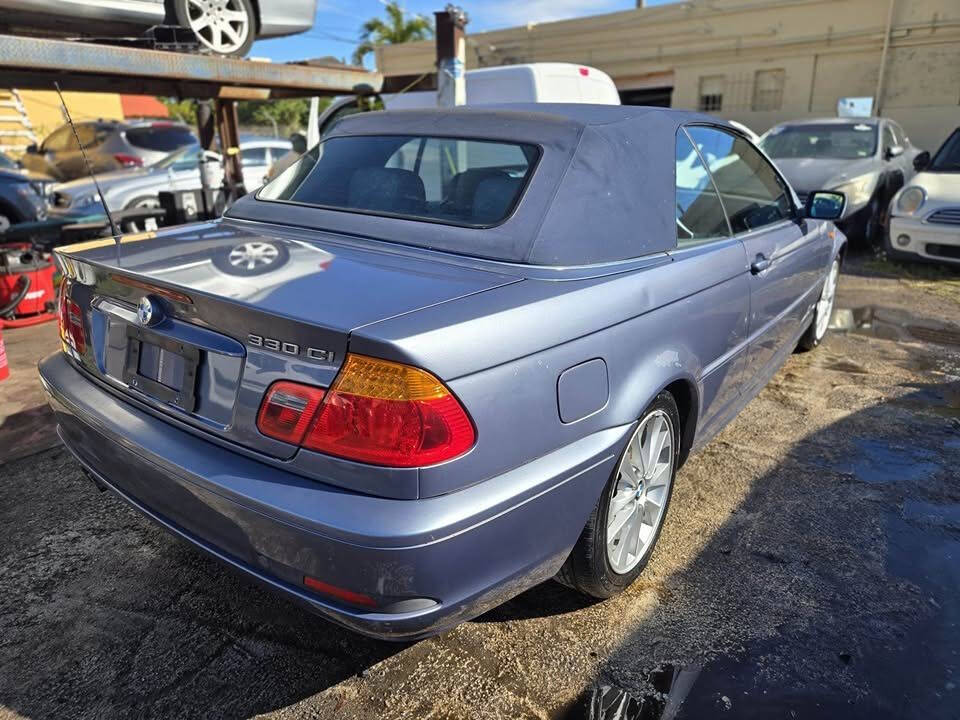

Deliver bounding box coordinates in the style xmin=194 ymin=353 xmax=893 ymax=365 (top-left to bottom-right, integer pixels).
xmin=0 ymin=243 xmax=58 ymax=328
xmin=0 ymin=326 xmax=8 ymax=381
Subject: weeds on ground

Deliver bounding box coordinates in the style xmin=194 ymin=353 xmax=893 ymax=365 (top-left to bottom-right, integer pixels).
xmin=863 ymin=255 xmax=960 ymax=306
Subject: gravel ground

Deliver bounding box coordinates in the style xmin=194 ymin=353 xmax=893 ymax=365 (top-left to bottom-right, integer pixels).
xmin=1 ymin=262 xmax=958 ymax=720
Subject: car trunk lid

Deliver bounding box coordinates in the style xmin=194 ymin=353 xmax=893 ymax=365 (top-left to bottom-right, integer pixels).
xmin=56 ymin=219 xmax=520 ymax=458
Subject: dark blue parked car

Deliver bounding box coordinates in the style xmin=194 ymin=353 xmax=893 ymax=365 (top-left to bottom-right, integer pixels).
xmin=40 ymin=105 xmax=847 ymax=639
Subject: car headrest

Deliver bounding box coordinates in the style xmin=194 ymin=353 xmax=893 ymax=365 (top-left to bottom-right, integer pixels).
xmin=348 ymin=167 xmax=425 ymax=215
xmin=472 ymin=175 xmax=522 ymax=224
xmin=448 ymin=168 xmax=510 ymax=214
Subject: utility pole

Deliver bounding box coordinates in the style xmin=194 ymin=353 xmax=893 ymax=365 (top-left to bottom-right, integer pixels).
xmin=435 ymin=5 xmax=468 ymax=107
xmin=874 ymin=0 xmax=895 ymax=116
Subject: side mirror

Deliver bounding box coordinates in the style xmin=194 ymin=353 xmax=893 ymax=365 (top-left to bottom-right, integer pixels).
xmin=25 ymin=143 xmax=38 ymax=154
xmin=913 ymin=150 xmax=930 ymax=172
xmin=885 ymin=144 xmax=904 ymax=160
xmin=805 ymin=191 xmax=846 ymax=221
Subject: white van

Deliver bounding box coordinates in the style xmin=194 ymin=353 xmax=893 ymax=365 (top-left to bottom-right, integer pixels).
xmin=299 ymin=64 xmax=621 ymax=157
xmin=383 ymin=63 xmax=621 ymax=109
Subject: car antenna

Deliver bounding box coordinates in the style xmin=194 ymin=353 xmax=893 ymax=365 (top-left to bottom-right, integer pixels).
xmin=53 ymin=82 xmax=121 ymax=240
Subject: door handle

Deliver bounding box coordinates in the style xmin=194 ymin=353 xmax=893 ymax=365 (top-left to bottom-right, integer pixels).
xmin=751 ymin=254 xmax=772 ymax=274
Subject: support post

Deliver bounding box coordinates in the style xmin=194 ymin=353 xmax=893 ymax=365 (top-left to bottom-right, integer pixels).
xmin=435 ymin=5 xmax=468 ymax=108
xmin=214 ymin=98 xmax=245 ymax=203
xmin=874 ymin=0 xmax=895 ymax=116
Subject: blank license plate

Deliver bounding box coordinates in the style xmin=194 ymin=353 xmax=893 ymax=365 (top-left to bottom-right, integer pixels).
xmin=123 ymin=325 xmax=200 ymax=412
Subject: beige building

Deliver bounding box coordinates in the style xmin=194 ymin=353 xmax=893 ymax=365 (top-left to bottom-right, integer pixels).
xmin=376 ymin=0 xmax=960 ymax=151
xmin=0 ymin=90 xmax=125 ymax=156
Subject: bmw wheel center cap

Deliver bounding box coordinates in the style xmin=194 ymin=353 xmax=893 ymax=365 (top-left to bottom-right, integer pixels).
xmin=137 ymin=296 xmax=162 ymax=326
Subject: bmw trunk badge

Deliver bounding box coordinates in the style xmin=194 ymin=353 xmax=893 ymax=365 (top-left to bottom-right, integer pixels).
xmin=137 ymin=296 xmax=162 ymax=326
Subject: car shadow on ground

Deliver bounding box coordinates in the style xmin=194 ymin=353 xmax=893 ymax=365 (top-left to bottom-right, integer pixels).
xmin=554 ymin=379 xmax=960 ymax=720
xmin=0 ymin=447 xmax=406 ymax=719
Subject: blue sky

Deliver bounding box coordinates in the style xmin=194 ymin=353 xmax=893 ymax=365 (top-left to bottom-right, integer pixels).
xmin=251 ymin=0 xmax=678 ymax=67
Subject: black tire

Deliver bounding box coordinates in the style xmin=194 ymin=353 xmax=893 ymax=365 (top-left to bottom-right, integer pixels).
xmin=557 ymin=391 xmax=680 ymax=599
xmin=174 ymin=0 xmax=256 ymax=56
xmin=863 ymin=193 xmax=886 ymax=249
xmin=122 ymin=196 xmax=162 ymax=234
xmin=797 ymin=256 xmax=840 ymax=352
xmin=0 ymin=200 xmax=24 ymax=234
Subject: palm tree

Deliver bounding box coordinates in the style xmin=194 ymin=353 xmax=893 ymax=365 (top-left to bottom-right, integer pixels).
xmin=352 ymin=2 xmax=433 ymax=66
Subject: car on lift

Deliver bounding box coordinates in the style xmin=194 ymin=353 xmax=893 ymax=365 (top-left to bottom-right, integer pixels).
xmin=759 ymin=117 xmax=925 ymax=246
xmin=47 ymin=135 xmax=291 ymax=232
xmin=1 ymin=0 xmax=317 ymax=56
xmin=42 ymin=105 xmax=847 ymax=640
xmin=20 ymin=119 xmax=197 ymax=182
xmin=886 ymin=126 xmax=960 ymax=265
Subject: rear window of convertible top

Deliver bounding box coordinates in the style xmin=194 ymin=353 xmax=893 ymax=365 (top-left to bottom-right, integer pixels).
xmin=257 ymin=135 xmax=538 ymax=228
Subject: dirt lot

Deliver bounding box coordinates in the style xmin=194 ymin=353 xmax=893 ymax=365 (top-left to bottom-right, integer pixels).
xmin=1 ymin=259 xmax=958 ymax=720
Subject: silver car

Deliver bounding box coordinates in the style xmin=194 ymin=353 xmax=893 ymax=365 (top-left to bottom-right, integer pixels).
xmin=21 ymin=120 xmax=197 ymax=182
xmin=759 ymin=117 xmax=924 ymax=246
xmin=2 ymin=0 xmax=317 ymax=56
xmin=47 ymin=136 xmax=291 ymax=232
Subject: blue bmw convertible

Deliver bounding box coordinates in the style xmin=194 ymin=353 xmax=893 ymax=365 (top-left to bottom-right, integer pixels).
xmin=40 ymin=105 xmax=846 ymax=639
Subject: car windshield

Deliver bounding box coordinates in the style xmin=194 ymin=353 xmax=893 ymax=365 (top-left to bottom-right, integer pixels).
xmin=760 ymin=123 xmax=878 ymax=160
xmin=125 ymin=125 xmax=197 ymax=153
xmin=258 ymin=134 xmax=539 ymax=228
xmin=929 ymin=129 xmax=960 ymax=172
xmin=0 ymin=152 xmax=16 ymax=170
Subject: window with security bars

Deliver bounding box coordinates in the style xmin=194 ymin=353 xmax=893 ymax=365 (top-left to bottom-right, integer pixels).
xmin=752 ymin=69 xmax=785 ymax=111
xmin=698 ymin=75 xmax=725 ymax=112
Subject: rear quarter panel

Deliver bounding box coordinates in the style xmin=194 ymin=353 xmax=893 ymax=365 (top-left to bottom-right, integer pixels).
xmin=353 ymin=242 xmax=751 ymax=498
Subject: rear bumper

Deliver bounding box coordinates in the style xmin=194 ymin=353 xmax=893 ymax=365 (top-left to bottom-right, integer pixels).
xmin=39 ymin=351 xmax=627 ymax=640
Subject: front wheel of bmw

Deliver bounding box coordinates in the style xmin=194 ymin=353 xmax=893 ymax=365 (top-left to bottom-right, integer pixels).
xmin=797 ymin=256 xmax=840 ymax=352
xmin=557 ymin=391 xmax=680 ymax=599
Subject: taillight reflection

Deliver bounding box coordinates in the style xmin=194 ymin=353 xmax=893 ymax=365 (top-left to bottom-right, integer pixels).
xmin=58 ymin=290 xmax=85 ymax=354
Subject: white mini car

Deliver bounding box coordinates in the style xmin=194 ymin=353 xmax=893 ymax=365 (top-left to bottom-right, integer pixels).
xmin=887 ymin=127 xmax=960 ymax=265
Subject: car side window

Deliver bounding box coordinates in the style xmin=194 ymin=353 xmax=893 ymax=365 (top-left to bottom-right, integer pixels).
xmin=75 ymin=124 xmax=97 ymax=148
xmin=675 ymin=130 xmax=730 ymax=246
xmin=240 ymin=146 xmax=268 ymax=167
xmin=890 ymin=122 xmax=906 ymax=147
xmin=882 ymin=125 xmax=897 ymax=154
xmin=686 ymin=126 xmax=794 ymax=235
xmin=43 ymin=127 xmax=72 ymax=152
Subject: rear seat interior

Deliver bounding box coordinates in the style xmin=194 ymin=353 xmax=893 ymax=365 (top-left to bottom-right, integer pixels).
xmin=346 ymin=165 xmax=522 ymax=225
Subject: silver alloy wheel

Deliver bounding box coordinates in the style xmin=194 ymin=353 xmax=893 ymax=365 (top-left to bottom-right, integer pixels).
xmin=0 ymin=214 xmax=10 ymax=233
xmin=228 ymin=241 xmax=279 ymax=270
xmin=814 ymin=259 xmax=840 ymax=340
xmin=606 ymin=409 xmax=675 ymax=574
xmin=185 ymin=0 xmax=250 ymax=55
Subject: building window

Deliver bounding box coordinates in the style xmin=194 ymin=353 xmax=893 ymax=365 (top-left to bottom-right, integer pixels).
xmin=752 ymin=69 xmax=785 ymax=111
xmin=698 ymin=75 xmax=725 ymax=112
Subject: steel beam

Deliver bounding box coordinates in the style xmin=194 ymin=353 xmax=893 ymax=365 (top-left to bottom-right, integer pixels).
xmin=0 ymin=34 xmax=382 ymax=99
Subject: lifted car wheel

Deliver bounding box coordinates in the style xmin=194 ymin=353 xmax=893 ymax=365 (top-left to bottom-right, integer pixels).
xmin=557 ymin=391 xmax=679 ymax=598
xmin=797 ymin=256 xmax=840 ymax=351
xmin=174 ymin=0 xmax=255 ymax=56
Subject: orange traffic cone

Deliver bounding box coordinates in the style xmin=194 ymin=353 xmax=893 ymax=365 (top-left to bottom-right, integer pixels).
xmin=0 ymin=326 xmax=8 ymax=381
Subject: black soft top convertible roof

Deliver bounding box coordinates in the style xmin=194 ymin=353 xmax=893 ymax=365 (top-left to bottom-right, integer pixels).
xmin=228 ymin=104 xmax=734 ymax=266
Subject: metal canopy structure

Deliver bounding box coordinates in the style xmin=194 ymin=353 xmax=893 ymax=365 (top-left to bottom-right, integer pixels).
xmin=0 ymin=34 xmax=383 ymax=99
xmin=0 ymin=32 xmax=384 ymax=213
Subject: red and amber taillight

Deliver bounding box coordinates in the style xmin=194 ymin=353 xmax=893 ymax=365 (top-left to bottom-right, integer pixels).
xmin=58 ymin=288 xmax=85 ymax=354
xmin=256 ymin=354 xmax=475 ymax=467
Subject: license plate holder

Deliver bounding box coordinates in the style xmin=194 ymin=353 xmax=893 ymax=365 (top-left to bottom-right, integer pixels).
xmin=123 ymin=325 xmax=200 ymax=413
